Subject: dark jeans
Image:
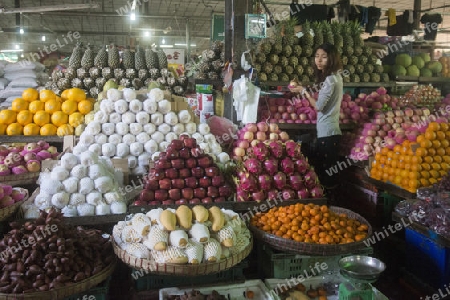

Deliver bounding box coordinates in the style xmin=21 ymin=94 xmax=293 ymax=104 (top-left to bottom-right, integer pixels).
xmin=315 ymin=135 xmax=341 ymax=188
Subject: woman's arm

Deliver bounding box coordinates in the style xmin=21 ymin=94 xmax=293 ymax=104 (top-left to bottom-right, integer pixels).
xmin=311 ymin=77 xmax=335 ymax=112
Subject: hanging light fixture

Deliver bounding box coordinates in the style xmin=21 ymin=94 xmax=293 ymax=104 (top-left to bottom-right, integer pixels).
xmin=41 ymin=35 xmax=46 ymax=41
xmin=19 ymin=28 xmax=24 ymax=34
xmin=130 ymin=12 xmax=136 ymax=20
xmin=162 ymin=38 xmax=166 ymax=44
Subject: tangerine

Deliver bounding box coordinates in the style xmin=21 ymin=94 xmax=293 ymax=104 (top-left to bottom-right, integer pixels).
xmin=40 ymin=124 xmax=57 ymax=136
xmin=23 ymin=124 xmax=40 ymax=135
xmin=16 ymin=110 xmax=33 ymax=126
xmin=22 ymin=88 xmax=39 ymax=102
xmin=39 ymin=90 xmax=56 ymax=102
xmin=0 ymin=110 xmax=17 ymax=124
xmin=6 ymin=123 xmax=23 ymax=135
xmin=66 ymin=88 xmax=86 ymax=102
xmin=57 ymin=124 xmax=74 ymax=136
xmin=44 ymin=99 xmax=61 ymax=114
xmin=11 ymin=98 xmax=29 ymax=112
xmin=51 ymin=111 xmax=68 ymax=127
xmin=28 ymin=100 xmax=44 ymax=113
xmin=33 ymin=110 xmax=50 ymax=126
xmin=61 ymin=100 xmax=78 ymax=114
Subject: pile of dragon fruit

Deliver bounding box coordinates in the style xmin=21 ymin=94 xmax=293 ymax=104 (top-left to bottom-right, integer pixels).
xmin=0 ymin=141 xmax=59 ymax=176
xmin=234 ymin=123 xmax=323 ymax=202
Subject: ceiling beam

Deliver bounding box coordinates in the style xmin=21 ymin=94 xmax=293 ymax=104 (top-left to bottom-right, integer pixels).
xmin=0 ymin=3 xmax=100 ymax=14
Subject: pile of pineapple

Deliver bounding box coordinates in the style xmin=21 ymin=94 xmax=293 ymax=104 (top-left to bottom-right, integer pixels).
xmin=46 ymin=43 xmax=188 ymax=98
xmin=185 ymin=41 xmax=225 ymax=80
xmin=255 ymin=20 xmax=390 ymax=83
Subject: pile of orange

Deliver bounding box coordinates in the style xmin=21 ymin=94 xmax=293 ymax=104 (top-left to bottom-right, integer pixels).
xmin=251 ymin=203 xmax=369 ymax=245
xmin=0 ymin=88 xmax=94 ymax=136
xmin=370 ymin=121 xmax=450 ymax=192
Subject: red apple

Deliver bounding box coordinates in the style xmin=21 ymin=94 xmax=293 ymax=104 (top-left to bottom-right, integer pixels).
xmin=149 ymin=201 xmax=161 ymax=205
xmin=214 ymin=197 xmax=226 ymax=203
xmin=219 ymin=185 xmax=233 ymax=197
xmin=207 ymin=186 xmax=219 ymax=198
xmin=179 ymin=168 xmax=191 ymax=178
xmin=162 ymin=200 xmax=175 ymax=205
xmin=158 ymin=178 xmax=171 ymax=190
xmin=192 ymin=167 xmax=205 ymax=178
xmin=149 ymin=168 xmax=165 ymax=180
xmin=165 ymin=168 xmax=179 ymax=179
xmin=181 ymin=188 xmax=194 ymax=200
xmin=171 ymin=140 xmax=184 ymax=150
xmin=166 ymin=148 xmax=179 ymax=160
xmin=179 ymin=147 xmax=191 ymax=159
xmin=194 ymin=187 xmax=206 ymax=198
xmin=212 ymin=175 xmax=224 ymax=187
xmin=191 ymin=148 xmax=202 ymax=157
xmin=185 ymin=158 xmax=197 ymax=168
xmin=197 ymin=156 xmax=213 ymax=168
xmin=145 ymin=180 xmax=159 ymax=191
xmin=183 ymin=138 xmax=197 ymax=149
xmin=155 ymin=189 xmax=169 ymax=201
xmin=175 ymin=199 xmax=188 ymax=205
xmin=201 ymin=197 xmax=213 ymax=204
xmin=199 ymin=176 xmax=211 ymax=188
xmin=139 ymin=190 xmax=155 ymax=202
xmin=168 ymin=189 xmax=181 ymax=200
xmin=171 ymin=159 xmax=185 ymax=169
xmin=133 ymin=200 xmax=147 ymax=206
xmin=26 ymin=160 xmax=40 ymax=172
xmin=189 ymin=198 xmax=201 ymax=204
xmin=171 ymin=179 xmax=185 ymax=189
xmin=205 ymin=166 xmax=219 ymax=177
xmin=184 ymin=177 xmax=198 ymax=188
xmin=155 ymin=159 xmax=171 ymax=170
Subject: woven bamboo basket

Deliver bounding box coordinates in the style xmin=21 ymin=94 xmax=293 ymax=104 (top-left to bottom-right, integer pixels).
xmin=0 ymin=172 xmax=40 ymax=187
xmin=0 ymin=258 xmax=116 ymax=300
xmin=249 ymin=206 xmax=373 ymax=256
xmin=112 ymin=236 xmax=253 ymax=276
xmin=0 ymin=188 xmax=29 ymax=222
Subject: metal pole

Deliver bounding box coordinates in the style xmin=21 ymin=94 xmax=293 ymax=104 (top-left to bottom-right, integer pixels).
xmin=186 ymin=19 xmax=191 ymax=61
xmin=413 ymin=0 xmax=421 ymax=30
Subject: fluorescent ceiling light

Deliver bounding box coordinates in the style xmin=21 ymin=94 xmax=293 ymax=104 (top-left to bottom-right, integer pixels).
xmin=174 ymin=43 xmax=196 ymax=47
xmin=19 ymin=28 xmax=24 ymax=34
xmin=20 ymin=54 xmax=24 ymax=57
xmin=1 ymin=49 xmax=23 ymax=52
xmin=144 ymin=31 xmax=150 ymax=37
xmin=130 ymin=12 xmax=136 ymax=20
xmin=162 ymin=38 xmax=165 ymax=44
xmin=159 ymin=45 xmax=173 ymax=48
xmin=15 ymin=44 xmax=19 ymax=49
xmin=42 ymin=35 xmax=46 ymax=41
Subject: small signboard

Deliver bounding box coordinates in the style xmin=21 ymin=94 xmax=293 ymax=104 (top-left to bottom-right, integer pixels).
xmin=212 ymin=14 xmax=225 ymax=41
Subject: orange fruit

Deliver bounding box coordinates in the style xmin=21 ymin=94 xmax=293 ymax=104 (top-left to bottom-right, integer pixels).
xmin=78 ymin=100 xmax=93 ymax=115
xmin=412 ymin=156 xmax=423 ymax=164
xmin=394 ymin=145 xmax=402 ymax=153
xmin=420 ymin=139 xmax=432 ymax=149
xmin=0 ymin=124 xmax=6 ymax=135
xmin=44 ymin=99 xmax=61 ymax=114
xmin=33 ymin=110 xmax=50 ymax=126
xmin=11 ymin=98 xmax=29 ymax=112
xmin=441 ymin=140 xmax=450 ymax=148
xmin=424 ymin=156 xmax=434 ymax=164
xmin=433 ymin=156 xmax=443 ymax=164
xmin=411 ymin=164 xmax=422 ymax=172
xmin=29 ymin=100 xmax=45 ymax=113
xmin=432 ymin=140 xmax=441 ymax=148
xmin=0 ymin=110 xmax=17 ymax=124
xmin=428 ymin=148 xmax=436 ymax=156
xmin=39 ymin=90 xmax=56 ymax=102
xmin=22 ymin=88 xmax=39 ymax=102
xmin=381 ymin=148 xmax=389 ymax=155
xmin=421 ymin=171 xmax=430 ymax=179
xmin=428 ymin=122 xmax=440 ymax=131
xmin=51 ymin=111 xmax=68 ymax=127
xmin=432 ymin=163 xmax=441 ymax=170
xmin=440 ymin=123 xmax=449 ymax=131
xmin=416 ymin=135 xmax=425 ymax=143
xmin=440 ymin=170 xmax=448 ymax=177
xmin=61 ymin=100 xmax=78 ymax=114
xmin=23 ymin=123 xmax=40 ymax=135
xmin=429 ymin=178 xmax=438 ymax=185
xmin=422 ymin=163 xmax=431 ymax=171
xmin=68 ymin=112 xmax=84 ymax=127
xmin=40 ymin=124 xmax=57 ymax=136
xmin=437 ymin=148 xmax=446 ymax=156
xmin=61 ymin=89 xmax=70 ymax=101
xmin=16 ymin=110 xmax=33 ymax=126
xmin=446 ymin=147 xmax=450 ymax=155
xmin=430 ymin=170 xmax=440 ymax=179
xmin=57 ymin=124 xmax=74 ymax=136
xmin=443 ymin=156 xmax=450 ymax=163
xmin=425 ymin=131 xmax=436 ymax=141
xmin=436 ymin=131 xmax=446 ymax=140
xmin=66 ymin=88 xmax=86 ymax=102
xmin=420 ymin=178 xmax=430 ymax=186
xmin=6 ymin=123 xmax=23 ymax=135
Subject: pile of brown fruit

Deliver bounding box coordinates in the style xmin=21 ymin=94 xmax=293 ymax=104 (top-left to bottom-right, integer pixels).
xmin=0 ymin=208 xmax=114 ymax=294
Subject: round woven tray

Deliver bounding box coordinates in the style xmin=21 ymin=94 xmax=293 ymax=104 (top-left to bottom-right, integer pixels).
xmin=0 ymin=258 xmax=116 ymax=300
xmin=113 ymin=236 xmax=253 ymax=276
xmin=0 ymin=188 xmax=29 ymax=222
xmin=249 ymin=206 xmax=373 ymax=256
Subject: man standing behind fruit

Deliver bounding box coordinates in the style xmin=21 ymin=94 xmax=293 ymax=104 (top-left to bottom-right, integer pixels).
xmin=290 ymin=43 xmax=343 ymax=195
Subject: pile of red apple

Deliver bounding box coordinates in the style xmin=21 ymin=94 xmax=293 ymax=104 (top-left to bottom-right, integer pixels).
xmin=0 ymin=141 xmax=60 ymax=176
xmin=0 ymin=184 xmax=27 ymax=208
xmin=134 ymin=135 xmax=233 ymax=206
xmin=259 ymin=94 xmax=318 ymax=124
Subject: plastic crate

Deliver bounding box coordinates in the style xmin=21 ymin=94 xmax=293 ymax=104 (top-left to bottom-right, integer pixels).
xmin=132 ymin=261 xmax=247 ymax=291
xmin=257 ymin=242 xmax=373 ymax=279
xmin=381 ymin=192 xmax=403 ymax=225
xmin=63 ymin=277 xmax=110 ymax=300
xmin=405 ymin=228 xmax=450 ymax=289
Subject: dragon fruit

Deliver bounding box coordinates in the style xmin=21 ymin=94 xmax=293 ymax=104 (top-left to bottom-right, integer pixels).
xmin=285 ymin=141 xmax=301 ymax=157
xmin=289 ymin=174 xmax=304 ymax=190
xmin=239 ymin=173 xmax=258 ymax=192
xmin=310 ymin=186 xmax=324 ymax=198
xmin=269 ymin=141 xmax=284 ymax=158
xmin=264 ymin=159 xmax=279 ymax=175
xmin=282 ymin=189 xmax=296 ymax=200
xmin=253 ymin=142 xmax=269 ymax=160
xmin=294 ymin=158 xmax=309 ymax=174
xmin=281 ymin=157 xmax=295 ymax=175
xmin=258 ymin=174 xmax=273 ymax=190
xmin=236 ymin=189 xmax=250 ymax=202
xmin=273 ymin=172 xmax=287 ymax=189
xmin=244 ymin=158 xmax=263 ymax=174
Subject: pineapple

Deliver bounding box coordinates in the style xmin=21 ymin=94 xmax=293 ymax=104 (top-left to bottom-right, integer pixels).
xmin=363 ymin=45 xmax=372 ymax=56
xmin=295 ymin=65 xmax=304 ymax=76
xmin=300 ymin=75 xmax=310 ymax=83
xmin=132 ymin=78 xmax=143 ymax=89
xmin=271 ymin=43 xmax=282 ymax=55
xmin=135 ymin=46 xmax=146 ymax=70
xmin=282 ymin=45 xmax=292 ymax=57
xmin=76 ymin=68 xmax=88 ymax=79
xmin=285 ymin=65 xmax=294 ymax=75
xmin=303 ymin=47 xmax=313 ymax=58
xmin=341 ymin=56 xmax=348 ymax=66
xmin=305 ymin=66 xmax=314 ymax=76
xmin=350 ymin=74 xmax=360 ymax=83
xmin=361 ymin=73 xmax=370 ymax=83
xmin=260 ymin=42 xmax=272 ymax=55
xmin=89 ymin=87 xmax=99 ymax=99
xmin=280 ymin=17 xmax=298 ymax=46
xmin=89 ymin=67 xmax=101 ymax=79
xmin=300 ymin=57 xmax=309 ymax=67
xmin=312 ymin=22 xmax=323 ymax=48
xmin=374 ymin=65 xmax=384 ymax=74
xmin=350 ymin=21 xmax=364 ymax=47
xmin=381 ymin=73 xmax=390 ymax=83
xmin=173 ymin=86 xmax=184 ymax=96
xmin=108 ymin=44 xmax=121 ymax=69
xmin=122 ymin=46 xmax=135 ymax=69
xmin=354 ymin=46 xmax=363 ymax=57
xmin=71 ymin=78 xmax=83 ymax=89
xmin=64 ymin=68 xmax=76 ymax=80
xmin=157 ymin=49 xmax=168 ymax=69
xmin=300 ymin=21 xmax=313 ymax=48
xmin=102 ymin=67 xmax=112 ymax=80
xmin=254 ymin=64 xmax=261 ymax=73
xmin=331 ymin=22 xmax=343 ymax=48
xmin=280 ymin=57 xmax=289 ymax=68
xmin=368 ymin=55 xmax=378 ymax=64
xmin=211 ymin=41 xmax=223 ymax=54
xmin=289 ymin=56 xmax=298 ymax=67
xmin=349 ymin=56 xmax=358 ymax=66
xmin=126 ymin=68 xmax=137 ymax=80
xmin=344 ymin=46 xmax=354 ymax=57
xmin=273 ymin=65 xmax=283 ymax=75
xmin=346 ymin=65 xmax=355 ymax=75
xmin=95 ymin=77 xmax=106 ymax=90
xmin=57 ymin=78 xmax=70 ymax=90
xmin=323 ymin=22 xmax=334 ymax=45
xmin=279 ymin=73 xmax=289 ymax=82
xmin=145 ymin=47 xmax=159 ymax=69
xmin=259 ymin=73 xmax=267 ymax=82
xmin=211 ymin=60 xmax=223 ymax=72
xmin=269 ymin=54 xmax=279 ymax=65
xmin=364 ymin=64 xmax=374 ymax=73
xmin=120 ymin=78 xmax=131 ymax=88
xmin=52 ymin=70 xmax=63 ymax=82
xmin=138 ymin=69 xmax=149 ymax=80
xmin=293 ymin=45 xmax=302 ymax=57
xmin=94 ymin=45 xmax=108 ymax=68
xmin=81 ymin=43 xmax=94 ymax=69
xmin=256 ymin=53 xmax=267 ymax=64
xmin=149 ymin=68 xmax=160 ymax=80
xmin=358 ymin=56 xmax=368 ymax=65
xmin=355 ymin=64 xmax=364 ymax=75
xmin=263 ymin=62 xmax=273 ymax=74
xmin=167 ymin=77 xmax=177 ymax=87
xmin=370 ymin=73 xmax=380 ymax=83
xmin=198 ymin=62 xmax=210 ymax=74
xmin=83 ymin=77 xmax=94 ymax=89
xmin=114 ymin=69 xmax=125 ymax=81
xmin=269 ymin=73 xmax=278 ymax=81
xmin=342 ymin=23 xmax=354 ymax=48
xmin=69 ymin=41 xmax=83 ymax=69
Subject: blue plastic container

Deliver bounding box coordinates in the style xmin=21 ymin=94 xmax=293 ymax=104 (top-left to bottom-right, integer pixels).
xmin=405 ymin=228 xmax=450 ymax=289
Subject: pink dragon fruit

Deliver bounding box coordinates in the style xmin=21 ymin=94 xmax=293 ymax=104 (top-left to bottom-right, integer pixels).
xmin=253 ymin=142 xmax=269 ymax=160
xmin=244 ymin=158 xmax=263 ymax=174
xmin=294 ymin=158 xmax=309 ymax=174
xmin=264 ymin=159 xmax=279 ymax=175
xmin=239 ymin=173 xmax=258 ymax=192
xmin=285 ymin=141 xmax=301 ymax=157
xmin=273 ymin=172 xmax=287 ymax=189
xmin=258 ymin=174 xmax=273 ymax=190
xmin=269 ymin=141 xmax=284 ymax=158
xmin=281 ymin=157 xmax=295 ymax=175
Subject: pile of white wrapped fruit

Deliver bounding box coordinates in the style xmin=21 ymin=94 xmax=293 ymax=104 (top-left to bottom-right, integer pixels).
xmin=78 ymin=88 xmax=229 ymax=175
xmin=113 ymin=205 xmax=251 ymax=264
xmin=21 ymin=151 xmax=128 ymax=218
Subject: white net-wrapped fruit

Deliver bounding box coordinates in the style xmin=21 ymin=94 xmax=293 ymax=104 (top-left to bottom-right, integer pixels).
xmin=185 ymin=239 xmax=204 ymax=264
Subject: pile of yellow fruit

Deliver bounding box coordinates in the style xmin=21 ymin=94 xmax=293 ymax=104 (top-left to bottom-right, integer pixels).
xmin=439 ymin=56 xmax=450 ymax=78
xmin=370 ymin=121 xmax=450 ymax=193
xmin=0 ymin=88 xmax=93 ymax=136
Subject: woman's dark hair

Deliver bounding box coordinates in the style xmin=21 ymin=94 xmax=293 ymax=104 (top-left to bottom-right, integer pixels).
xmin=313 ymin=43 xmax=343 ymax=83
